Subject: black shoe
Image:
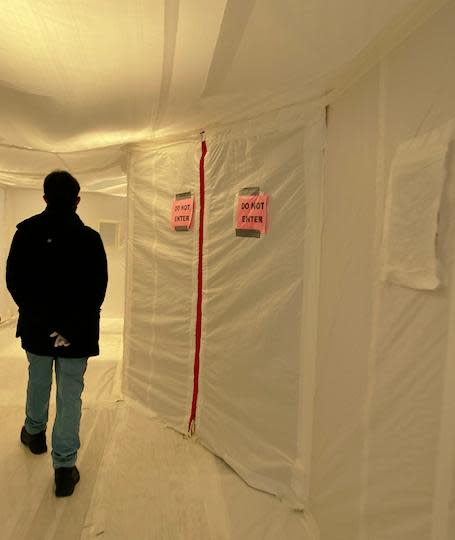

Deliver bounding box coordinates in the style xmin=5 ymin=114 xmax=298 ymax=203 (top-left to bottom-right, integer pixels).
xmin=20 ymin=426 xmax=47 ymax=454
xmin=55 ymin=466 xmax=80 ymax=497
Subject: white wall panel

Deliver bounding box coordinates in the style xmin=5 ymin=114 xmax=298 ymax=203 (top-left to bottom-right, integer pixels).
xmin=123 ymin=140 xmax=200 ymax=432
xmin=313 ymin=3 xmax=455 ymax=539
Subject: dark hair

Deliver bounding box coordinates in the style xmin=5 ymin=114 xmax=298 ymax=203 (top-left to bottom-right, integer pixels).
xmin=43 ymin=170 xmax=80 ymax=208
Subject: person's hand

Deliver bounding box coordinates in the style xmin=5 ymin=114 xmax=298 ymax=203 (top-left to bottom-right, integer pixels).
xmin=50 ymin=332 xmax=71 ymax=347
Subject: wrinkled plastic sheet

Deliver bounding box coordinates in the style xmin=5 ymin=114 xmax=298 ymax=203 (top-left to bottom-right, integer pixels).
xmin=0 ymin=320 xmax=312 ymax=539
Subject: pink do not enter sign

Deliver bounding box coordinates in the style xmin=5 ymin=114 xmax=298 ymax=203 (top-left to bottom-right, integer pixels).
xmin=236 ymin=194 xmax=268 ymax=234
xmin=171 ymin=197 xmax=194 ymax=230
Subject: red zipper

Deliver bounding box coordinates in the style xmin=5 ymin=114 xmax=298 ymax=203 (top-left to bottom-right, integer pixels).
xmin=188 ymin=139 xmax=207 ymax=434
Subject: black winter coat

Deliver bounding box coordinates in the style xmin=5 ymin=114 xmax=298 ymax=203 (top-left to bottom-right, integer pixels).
xmin=6 ymin=208 xmax=108 ymax=358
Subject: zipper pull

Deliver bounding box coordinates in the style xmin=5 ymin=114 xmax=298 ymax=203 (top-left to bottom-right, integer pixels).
xmin=188 ymin=418 xmax=196 ymax=437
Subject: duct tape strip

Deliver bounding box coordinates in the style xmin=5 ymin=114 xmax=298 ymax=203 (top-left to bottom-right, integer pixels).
xmin=357 ymin=58 xmax=389 ymax=540
xmin=145 ymin=161 xmax=160 ymax=408
xmin=298 ymin=112 xmax=326 ymax=506
xmin=122 ymin=152 xmax=136 ymax=398
xmin=431 ymin=141 xmax=455 ymax=540
xmin=239 ymin=187 xmax=260 ymax=196
xmin=112 ymin=332 xmax=125 ymax=403
xmin=176 ymin=191 xmax=192 ymax=199
xmin=236 ymin=229 xmax=261 ymax=238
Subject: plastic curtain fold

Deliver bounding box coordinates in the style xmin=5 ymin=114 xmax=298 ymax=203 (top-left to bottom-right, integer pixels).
xmin=381 ymin=125 xmax=453 ymax=290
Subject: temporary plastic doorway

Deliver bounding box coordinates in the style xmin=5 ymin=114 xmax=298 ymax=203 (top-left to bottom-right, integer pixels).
xmin=123 ymin=110 xmax=325 ymax=508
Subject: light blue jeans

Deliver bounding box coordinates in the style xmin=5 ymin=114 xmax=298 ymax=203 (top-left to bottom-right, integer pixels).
xmin=25 ymin=352 xmax=88 ymax=469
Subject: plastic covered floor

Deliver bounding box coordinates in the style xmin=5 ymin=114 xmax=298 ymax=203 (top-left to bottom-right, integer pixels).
xmin=0 ymin=319 xmax=312 ymax=540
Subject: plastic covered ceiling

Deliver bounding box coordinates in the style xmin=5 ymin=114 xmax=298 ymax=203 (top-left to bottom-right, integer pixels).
xmin=0 ymin=0 xmax=440 ymax=193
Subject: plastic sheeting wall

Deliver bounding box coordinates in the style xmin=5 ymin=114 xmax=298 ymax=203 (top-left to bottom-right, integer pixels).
xmin=0 ymin=186 xmax=12 ymax=321
xmin=196 ymin=116 xmax=324 ymax=508
xmin=124 ymin=3 xmax=455 ymax=536
xmin=311 ymin=3 xmax=455 ymax=540
xmin=124 ymin=138 xmax=200 ymax=432
xmin=0 ymin=0 xmax=424 ymax=156
xmin=77 ymin=193 xmax=127 ymax=319
xmin=124 ymin=110 xmax=325 ymax=510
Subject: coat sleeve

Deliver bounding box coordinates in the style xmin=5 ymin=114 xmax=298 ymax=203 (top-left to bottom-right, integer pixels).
xmin=90 ymin=231 xmax=108 ymax=309
xmin=6 ymin=230 xmax=26 ymax=309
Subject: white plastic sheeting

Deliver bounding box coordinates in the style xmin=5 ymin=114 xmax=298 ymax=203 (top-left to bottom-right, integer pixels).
xmin=0 ymin=0 xmax=440 ymax=192
xmin=0 ymin=0 xmax=421 ymax=148
xmin=124 ymin=108 xmax=325 ymax=510
xmin=124 ymin=136 xmax=200 ymax=433
xmin=311 ymin=3 xmax=455 ymax=539
xmin=196 ymin=113 xmax=324 ymax=508
xmin=0 ymin=187 xmax=10 ymax=320
xmin=1 ymin=1 xmax=455 ymax=539
xmin=0 ymin=321 xmax=311 ymax=540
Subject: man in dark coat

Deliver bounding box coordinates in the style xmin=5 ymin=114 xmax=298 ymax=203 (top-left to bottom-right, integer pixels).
xmin=6 ymin=170 xmax=108 ymax=497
